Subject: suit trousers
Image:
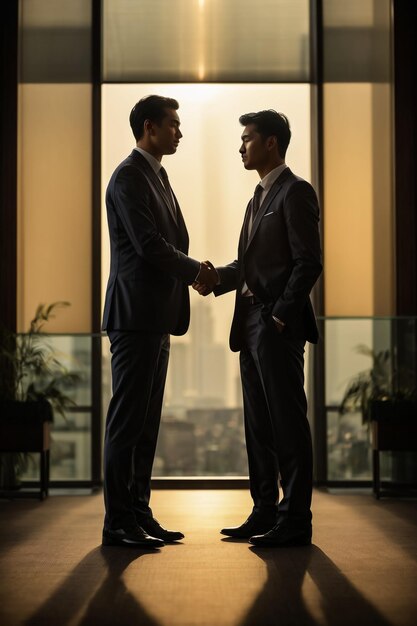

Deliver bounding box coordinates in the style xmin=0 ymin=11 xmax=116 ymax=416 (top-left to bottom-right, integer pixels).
xmin=103 ymin=330 xmax=170 ymax=530
xmin=239 ymin=302 xmax=313 ymax=524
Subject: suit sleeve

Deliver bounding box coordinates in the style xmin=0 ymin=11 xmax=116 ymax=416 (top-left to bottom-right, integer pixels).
xmin=113 ymin=166 xmax=200 ymax=284
xmin=213 ymin=201 xmax=251 ymax=297
xmin=213 ymin=261 xmax=239 ymax=296
xmin=272 ymin=181 xmax=322 ymax=322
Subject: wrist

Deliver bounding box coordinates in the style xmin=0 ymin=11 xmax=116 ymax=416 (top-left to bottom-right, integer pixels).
xmin=195 ymin=263 xmax=202 ymax=283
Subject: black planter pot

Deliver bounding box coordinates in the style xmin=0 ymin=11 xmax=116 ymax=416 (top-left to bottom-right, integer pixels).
xmin=370 ymin=399 xmax=417 ymax=496
xmin=0 ymin=399 xmax=52 ymax=494
xmin=369 ymin=399 xmax=417 ymax=421
xmin=0 ymin=398 xmax=53 ymax=423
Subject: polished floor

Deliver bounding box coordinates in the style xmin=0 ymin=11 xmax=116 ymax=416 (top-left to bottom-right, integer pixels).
xmin=0 ymin=488 xmax=416 ymax=626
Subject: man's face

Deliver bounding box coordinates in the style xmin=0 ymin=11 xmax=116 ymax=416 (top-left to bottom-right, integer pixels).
xmin=150 ymin=108 xmax=182 ymax=156
xmin=239 ymin=124 xmax=269 ymax=171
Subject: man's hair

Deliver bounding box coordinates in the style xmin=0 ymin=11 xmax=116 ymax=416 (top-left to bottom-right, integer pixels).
xmin=129 ymin=95 xmax=179 ymax=140
xmin=239 ymin=109 xmax=291 ymax=158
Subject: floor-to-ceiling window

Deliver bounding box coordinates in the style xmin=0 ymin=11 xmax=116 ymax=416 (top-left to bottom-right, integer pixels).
xmin=101 ymin=83 xmax=311 ymax=475
xmin=322 ymin=0 xmax=395 ymax=482
xmin=100 ymin=0 xmax=313 ymax=476
xmin=17 ymin=0 xmax=95 ymax=484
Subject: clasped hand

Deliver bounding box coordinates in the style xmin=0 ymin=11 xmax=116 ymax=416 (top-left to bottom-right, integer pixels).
xmin=192 ymin=260 xmax=217 ymax=296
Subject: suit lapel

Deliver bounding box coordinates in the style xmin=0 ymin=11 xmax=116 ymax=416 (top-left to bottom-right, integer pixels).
xmin=238 ymin=200 xmax=252 ymax=256
xmin=129 ymin=150 xmax=178 ymax=226
xmin=245 ymin=168 xmax=292 ymax=250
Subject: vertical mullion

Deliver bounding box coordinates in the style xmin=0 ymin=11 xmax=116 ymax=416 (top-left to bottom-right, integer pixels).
xmin=91 ymin=0 xmax=103 ymax=487
xmin=309 ymin=0 xmax=327 ymax=484
xmin=0 ymin=2 xmax=19 ymax=333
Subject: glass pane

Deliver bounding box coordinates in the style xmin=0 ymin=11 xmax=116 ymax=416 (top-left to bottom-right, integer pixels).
xmin=154 ymin=409 xmax=248 ymax=476
xmin=327 ymin=409 xmax=371 ymax=480
xmin=18 ymin=2 xmax=93 ymax=333
xmin=101 ymin=83 xmax=312 ymax=476
xmin=19 ymin=0 xmax=92 ymax=83
xmin=323 ymin=0 xmax=391 ymax=82
xmin=325 ymin=318 xmax=375 ymax=406
xmin=325 ymin=317 xmax=417 ymax=482
xmin=48 ymin=336 xmax=92 ymax=406
xmin=323 ymin=83 xmax=393 ymax=316
xmin=18 ymin=84 xmax=92 ymax=333
xmin=103 ymin=0 xmax=310 ymax=82
xmin=17 ymin=334 xmax=93 ymax=482
xmin=50 ymin=412 xmax=91 ymax=480
xmin=22 ymin=419 xmax=92 ymax=482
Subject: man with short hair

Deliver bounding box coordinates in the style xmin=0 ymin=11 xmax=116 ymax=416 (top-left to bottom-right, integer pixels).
xmin=195 ymin=109 xmax=322 ymax=546
xmin=102 ymin=95 xmax=217 ymax=547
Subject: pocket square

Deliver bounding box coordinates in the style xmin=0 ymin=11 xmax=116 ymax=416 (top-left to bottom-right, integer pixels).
xmin=263 ymin=211 xmax=274 ymax=217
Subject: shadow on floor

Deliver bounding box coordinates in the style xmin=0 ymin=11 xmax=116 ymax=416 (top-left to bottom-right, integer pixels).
xmin=238 ymin=545 xmax=393 ymax=626
xmin=25 ymin=544 xmax=395 ymax=626
xmin=25 ymin=546 xmax=163 ymax=626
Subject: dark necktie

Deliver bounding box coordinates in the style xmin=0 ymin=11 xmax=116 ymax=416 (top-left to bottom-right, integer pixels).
xmin=247 ymin=183 xmax=263 ymax=240
xmin=159 ymin=166 xmax=177 ymax=220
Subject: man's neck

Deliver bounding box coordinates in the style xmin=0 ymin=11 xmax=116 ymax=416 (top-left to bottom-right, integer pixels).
xmin=257 ymin=159 xmax=284 ymax=180
xmin=136 ymin=141 xmax=162 ymax=162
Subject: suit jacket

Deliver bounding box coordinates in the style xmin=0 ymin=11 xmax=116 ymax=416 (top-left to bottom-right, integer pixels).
xmin=102 ymin=150 xmax=200 ymax=335
xmin=214 ymin=168 xmax=322 ymax=351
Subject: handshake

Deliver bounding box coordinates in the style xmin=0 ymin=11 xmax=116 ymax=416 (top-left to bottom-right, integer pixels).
xmin=192 ymin=260 xmax=218 ymax=296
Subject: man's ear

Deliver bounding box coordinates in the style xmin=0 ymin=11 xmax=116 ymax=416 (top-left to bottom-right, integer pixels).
xmin=143 ymin=118 xmax=154 ymax=135
xmin=266 ymin=135 xmax=278 ymax=151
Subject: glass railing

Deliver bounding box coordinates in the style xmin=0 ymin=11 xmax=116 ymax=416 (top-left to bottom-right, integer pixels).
xmin=321 ymin=316 xmax=417 ymax=482
xmin=9 ymin=334 xmax=94 ymax=483
xmin=3 ymin=316 xmax=416 ymax=485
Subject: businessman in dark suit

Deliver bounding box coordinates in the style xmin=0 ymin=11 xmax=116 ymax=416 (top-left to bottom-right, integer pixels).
xmin=102 ymin=95 xmax=217 ymax=547
xmin=195 ymin=109 xmax=322 ymax=546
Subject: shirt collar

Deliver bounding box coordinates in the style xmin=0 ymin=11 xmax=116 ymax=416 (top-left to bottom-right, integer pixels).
xmin=134 ymin=147 xmax=162 ymax=175
xmin=259 ymin=163 xmax=287 ymax=192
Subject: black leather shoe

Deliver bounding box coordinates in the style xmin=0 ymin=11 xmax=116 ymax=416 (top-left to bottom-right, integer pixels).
xmin=102 ymin=526 xmax=164 ymax=548
xmin=220 ymin=511 xmax=276 ymax=538
xmin=249 ymin=522 xmax=312 ymax=547
xmin=139 ymin=517 xmax=184 ymax=542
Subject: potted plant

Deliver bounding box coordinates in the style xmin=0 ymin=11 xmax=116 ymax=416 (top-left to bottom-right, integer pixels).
xmin=0 ymin=302 xmax=79 ymax=490
xmin=339 ymin=344 xmax=417 ymax=497
xmin=339 ymin=344 xmax=417 ymax=425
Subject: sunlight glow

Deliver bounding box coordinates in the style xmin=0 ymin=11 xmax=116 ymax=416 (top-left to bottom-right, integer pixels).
xmin=198 ymin=63 xmax=206 ymax=80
